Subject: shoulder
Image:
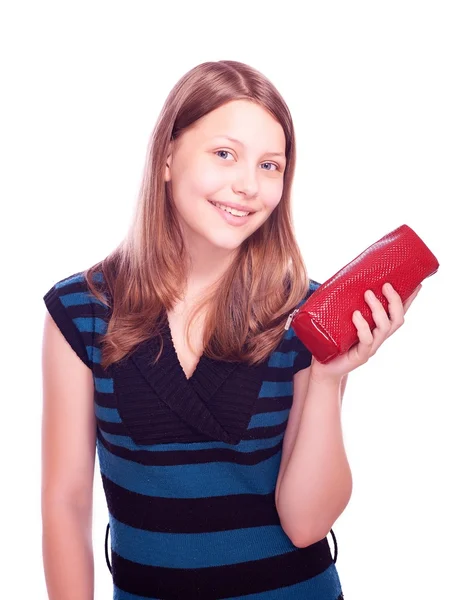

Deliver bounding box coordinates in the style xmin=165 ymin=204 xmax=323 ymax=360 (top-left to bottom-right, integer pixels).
xmin=43 ymin=268 xmax=109 ymax=325
xmin=290 ymin=278 xmax=322 ymax=373
xmin=309 ymin=278 xmax=322 ymax=292
xmin=43 ymin=268 xmax=110 ymax=369
xmin=44 ymin=268 xmax=104 ymax=298
xmin=297 ymin=278 xmax=321 ymax=308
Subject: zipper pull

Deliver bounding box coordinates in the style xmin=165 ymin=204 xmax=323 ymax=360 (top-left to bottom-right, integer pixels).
xmin=284 ymin=308 xmax=300 ymax=330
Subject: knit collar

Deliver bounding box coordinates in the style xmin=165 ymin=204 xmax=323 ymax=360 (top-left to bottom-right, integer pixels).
xmin=108 ymin=312 xmax=268 ymax=446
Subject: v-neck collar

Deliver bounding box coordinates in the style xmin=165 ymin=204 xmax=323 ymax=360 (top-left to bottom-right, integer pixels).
xmin=161 ymin=308 xmax=209 ymax=383
xmin=109 ymin=312 xmax=268 ymax=446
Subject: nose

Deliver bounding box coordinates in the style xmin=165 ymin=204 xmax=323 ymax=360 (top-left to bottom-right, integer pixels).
xmin=232 ymin=166 xmax=259 ymax=199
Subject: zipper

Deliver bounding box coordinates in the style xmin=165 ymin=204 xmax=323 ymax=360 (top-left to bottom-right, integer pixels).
xmin=284 ymin=307 xmax=300 ymax=330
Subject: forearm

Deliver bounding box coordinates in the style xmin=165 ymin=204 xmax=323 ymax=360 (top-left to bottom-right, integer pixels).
xmin=276 ymin=376 xmax=352 ymax=547
xmin=42 ymin=501 xmax=94 ymax=600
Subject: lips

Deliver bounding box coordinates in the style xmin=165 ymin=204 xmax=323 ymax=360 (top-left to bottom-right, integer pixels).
xmin=208 ymin=200 xmax=255 ymax=214
xmin=207 ymin=199 xmax=255 ymax=226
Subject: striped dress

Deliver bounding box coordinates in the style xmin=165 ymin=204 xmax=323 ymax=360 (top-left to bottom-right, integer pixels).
xmin=43 ymin=270 xmax=344 ymax=600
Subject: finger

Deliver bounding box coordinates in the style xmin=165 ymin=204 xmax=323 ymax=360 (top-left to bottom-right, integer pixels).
xmin=352 ymin=310 xmax=374 ymax=361
xmin=382 ymin=283 xmax=405 ymax=328
xmin=364 ymin=289 xmax=391 ymax=337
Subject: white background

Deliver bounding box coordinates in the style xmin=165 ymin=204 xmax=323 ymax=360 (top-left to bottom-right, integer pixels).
xmin=1 ymin=1 xmax=451 ymax=598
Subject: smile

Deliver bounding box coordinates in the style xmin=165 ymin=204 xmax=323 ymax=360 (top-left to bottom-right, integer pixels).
xmin=208 ymin=200 xmax=251 ymax=216
xmin=207 ymin=200 xmax=255 ymax=227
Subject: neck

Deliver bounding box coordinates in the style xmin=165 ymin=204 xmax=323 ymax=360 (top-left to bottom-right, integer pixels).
xmin=182 ymin=239 xmax=239 ymax=301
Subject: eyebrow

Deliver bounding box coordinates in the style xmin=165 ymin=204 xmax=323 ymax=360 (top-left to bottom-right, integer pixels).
xmin=212 ymin=135 xmax=286 ymax=158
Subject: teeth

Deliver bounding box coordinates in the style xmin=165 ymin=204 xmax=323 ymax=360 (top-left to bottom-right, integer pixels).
xmin=211 ymin=201 xmax=250 ymax=217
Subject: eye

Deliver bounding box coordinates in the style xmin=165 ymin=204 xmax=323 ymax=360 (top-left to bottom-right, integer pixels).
xmin=261 ymin=162 xmax=279 ymax=171
xmin=215 ymin=151 xmax=280 ymax=171
xmin=215 ymin=150 xmax=234 ymax=160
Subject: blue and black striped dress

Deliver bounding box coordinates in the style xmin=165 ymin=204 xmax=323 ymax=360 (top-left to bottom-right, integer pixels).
xmin=43 ymin=270 xmax=343 ymax=600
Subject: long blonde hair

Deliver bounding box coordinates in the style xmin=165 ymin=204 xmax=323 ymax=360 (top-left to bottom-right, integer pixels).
xmin=84 ymin=60 xmax=310 ymax=370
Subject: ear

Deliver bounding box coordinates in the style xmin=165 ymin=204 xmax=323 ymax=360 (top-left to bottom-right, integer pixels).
xmin=164 ymin=141 xmax=173 ymax=182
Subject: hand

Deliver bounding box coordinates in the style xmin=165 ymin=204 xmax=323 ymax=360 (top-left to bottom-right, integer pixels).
xmin=309 ymin=282 xmax=423 ymax=384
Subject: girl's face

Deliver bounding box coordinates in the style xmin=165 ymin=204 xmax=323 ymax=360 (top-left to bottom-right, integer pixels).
xmin=164 ymin=100 xmax=286 ymax=252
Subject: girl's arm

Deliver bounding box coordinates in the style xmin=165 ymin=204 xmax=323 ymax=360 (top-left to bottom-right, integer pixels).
xmin=41 ymin=311 xmax=97 ymax=600
xmin=276 ymin=282 xmax=420 ymax=547
xmin=275 ymin=371 xmax=352 ymax=548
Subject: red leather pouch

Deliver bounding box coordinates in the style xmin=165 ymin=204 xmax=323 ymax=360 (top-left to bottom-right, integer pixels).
xmin=286 ymin=224 xmax=439 ymax=364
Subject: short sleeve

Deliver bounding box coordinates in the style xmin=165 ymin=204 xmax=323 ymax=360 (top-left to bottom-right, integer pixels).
xmin=43 ymin=271 xmax=99 ymax=369
xmin=292 ymin=278 xmax=322 ymax=375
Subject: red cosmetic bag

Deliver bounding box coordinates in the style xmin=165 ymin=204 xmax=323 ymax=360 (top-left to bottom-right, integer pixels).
xmin=286 ymin=224 xmax=440 ymax=364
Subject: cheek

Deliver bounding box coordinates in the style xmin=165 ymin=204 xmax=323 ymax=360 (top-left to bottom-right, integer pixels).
xmin=261 ymin=180 xmax=284 ymax=210
xmin=179 ymin=158 xmax=224 ymax=199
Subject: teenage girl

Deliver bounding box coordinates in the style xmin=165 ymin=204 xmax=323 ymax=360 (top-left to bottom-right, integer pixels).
xmin=41 ymin=60 xmax=421 ymax=600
